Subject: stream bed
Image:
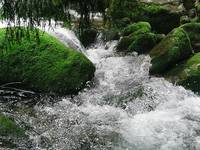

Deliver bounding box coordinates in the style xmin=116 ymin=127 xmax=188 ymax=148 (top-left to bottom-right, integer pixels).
xmin=1 ymin=27 xmax=200 ymax=150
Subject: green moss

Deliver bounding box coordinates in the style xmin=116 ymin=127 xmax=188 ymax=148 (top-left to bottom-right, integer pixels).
xmin=109 ymin=1 xmax=180 ymax=33
xmin=122 ymin=22 xmax=151 ymax=36
xmin=128 ymin=33 xmax=164 ymax=54
xmin=0 ymin=114 xmax=25 ymax=137
xmin=139 ymin=3 xmax=180 ymax=34
xmin=166 ymin=53 xmax=200 ymax=93
xmin=181 ymin=23 xmax=200 ymax=51
xmin=108 ymin=0 xmax=138 ymax=28
xmin=150 ymin=27 xmax=193 ymax=74
xmin=116 ymin=29 xmax=150 ymax=51
xmin=0 ymin=28 xmax=95 ymax=95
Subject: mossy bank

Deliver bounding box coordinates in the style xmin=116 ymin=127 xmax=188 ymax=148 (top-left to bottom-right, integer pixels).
xmin=0 ymin=28 xmax=95 ymax=95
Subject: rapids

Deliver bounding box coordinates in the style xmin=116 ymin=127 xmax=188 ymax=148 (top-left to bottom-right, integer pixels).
xmin=1 ymin=27 xmax=200 ymax=150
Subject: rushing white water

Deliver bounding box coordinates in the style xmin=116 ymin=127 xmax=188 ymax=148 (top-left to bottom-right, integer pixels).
xmin=22 ymin=32 xmax=200 ymax=150
xmin=47 ymin=27 xmax=85 ymax=53
xmin=1 ymin=22 xmax=200 ymax=149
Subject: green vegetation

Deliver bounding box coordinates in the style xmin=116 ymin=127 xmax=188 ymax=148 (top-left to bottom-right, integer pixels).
xmin=150 ymin=27 xmax=193 ymax=74
xmin=108 ymin=1 xmax=180 ymax=34
xmin=181 ymin=23 xmax=200 ymax=51
xmin=128 ymin=32 xmax=164 ymax=54
xmin=166 ymin=53 xmax=200 ymax=94
xmin=0 ymin=28 xmax=95 ymax=95
xmin=116 ymin=21 xmax=164 ymax=54
xmin=122 ymin=22 xmax=151 ymax=36
xmin=0 ymin=114 xmax=25 ymax=137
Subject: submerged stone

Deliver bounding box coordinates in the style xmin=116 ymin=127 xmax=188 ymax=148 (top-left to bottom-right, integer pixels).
xmin=0 ymin=28 xmax=95 ymax=95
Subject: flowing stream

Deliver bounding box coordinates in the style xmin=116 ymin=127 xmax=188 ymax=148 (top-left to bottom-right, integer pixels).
xmin=1 ymin=27 xmax=200 ymax=150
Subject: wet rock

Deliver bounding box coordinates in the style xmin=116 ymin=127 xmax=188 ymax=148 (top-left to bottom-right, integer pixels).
xmin=150 ymin=27 xmax=193 ymax=74
xmin=109 ymin=1 xmax=181 ymax=33
xmin=166 ymin=52 xmax=200 ymax=94
xmin=116 ymin=22 xmax=164 ymax=54
xmin=0 ymin=28 xmax=95 ymax=95
xmin=128 ymin=33 xmax=164 ymax=54
xmin=122 ymin=22 xmax=151 ymax=36
xmin=181 ymin=23 xmax=200 ymax=52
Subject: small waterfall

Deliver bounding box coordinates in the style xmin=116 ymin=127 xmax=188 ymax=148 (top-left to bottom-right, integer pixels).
xmin=47 ymin=27 xmax=86 ymax=53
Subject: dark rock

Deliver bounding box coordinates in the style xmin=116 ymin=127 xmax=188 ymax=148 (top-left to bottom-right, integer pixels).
xmin=150 ymin=27 xmax=193 ymax=74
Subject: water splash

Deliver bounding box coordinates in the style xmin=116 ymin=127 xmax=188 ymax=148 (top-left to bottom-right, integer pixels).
xmin=24 ymin=38 xmax=200 ymax=150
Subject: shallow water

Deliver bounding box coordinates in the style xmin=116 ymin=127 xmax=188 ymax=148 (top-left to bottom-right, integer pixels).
xmin=1 ymin=28 xmax=200 ymax=150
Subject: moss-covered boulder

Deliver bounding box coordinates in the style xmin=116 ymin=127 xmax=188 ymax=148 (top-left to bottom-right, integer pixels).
xmin=128 ymin=33 xmax=164 ymax=54
xmin=0 ymin=113 xmax=25 ymax=137
xmin=166 ymin=53 xmax=200 ymax=93
xmin=116 ymin=22 xmax=164 ymax=53
xmin=181 ymin=23 xmax=200 ymax=52
xmin=122 ymin=22 xmax=151 ymax=36
xmin=150 ymin=27 xmax=193 ymax=74
xmin=0 ymin=28 xmax=95 ymax=95
xmin=135 ymin=3 xmax=181 ymax=34
xmin=116 ymin=29 xmax=150 ymax=51
xmin=109 ymin=1 xmax=180 ymax=33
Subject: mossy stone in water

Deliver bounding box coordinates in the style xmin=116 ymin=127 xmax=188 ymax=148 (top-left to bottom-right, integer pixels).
xmin=128 ymin=32 xmax=164 ymax=54
xmin=138 ymin=3 xmax=180 ymax=34
xmin=181 ymin=23 xmax=200 ymax=52
xmin=122 ymin=22 xmax=151 ymax=36
xmin=166 ymin=53 xmax=200 ymax=94
xmin=0 ymin=114 xmax=25 ymax=137
xmin=0 ymin=28 xmax=95 ymax=95
xmin=116 ymin=29 xmax=150 ymax=51
xmin=150 ymin=27 xmax=193 ymax=74
xmin=109 ymin=1 xmax=180 ymax=33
